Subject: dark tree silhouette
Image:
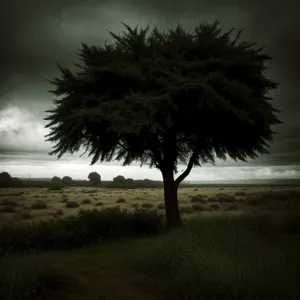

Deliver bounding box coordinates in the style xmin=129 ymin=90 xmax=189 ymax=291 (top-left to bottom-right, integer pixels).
xmin=113 ymin=175 xmax=126 ymax=182
xmin=88 ymin=172 xmax=101 ymax=185
xmin=0 ymin=172 xmax=12 ymax=182
xmin=45 ymin=21 xmax=281 ymax=228
xmin=62 ymin=176 xmax=73 ymax=186
xmin=50 ymin=176 xmax=61 ymax=183
xmin=0 ymin=172 xmax=13 ymax=187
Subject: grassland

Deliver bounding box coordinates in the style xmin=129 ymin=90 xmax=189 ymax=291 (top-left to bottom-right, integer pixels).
xmin=0 ymin=185 xmax=300 ymax=300
xmin=1 ymin=185 xmax=300 ymax=227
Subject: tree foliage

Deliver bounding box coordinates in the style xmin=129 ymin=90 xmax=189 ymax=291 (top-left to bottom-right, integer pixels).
xmin=0 ymin=172 xmax=12 ymax=183
xmin=44 ymin=20 xmax=281 ymax=227
xmin=88 ymin=172 xmax=101 ymax=185
xmin=51 ymin=176 xmax=61 ymax=183
xmin=113 ymin=175 xmax=126 ymax=182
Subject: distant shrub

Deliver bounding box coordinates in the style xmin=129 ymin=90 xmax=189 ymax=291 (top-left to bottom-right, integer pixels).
xmin=208 ymin=197 xmax=218 ymax=202
xmin=116 ymin=197 xmax=126 ymax=204
xmin=31 ymin=202 xmax=48 ymax=210
xmin=192 ymin=204 xmax=206 ymax=211
xmin=0 ymin=208 xmax=164 ymax=254
xmin=0 ymin=206 xmax=16 ymax=213
xmin=142 ymin=202 xmax=154 ymax=209
xmin=65 ymin=201 xmax=80 ymax=208
xmin=0 ymin=199 xmax=18 ymax=206
xmin=94 ymin=202 xmax=104 ymax=207
xmin=180 ymin=206 xmax=194 ymax=214
xmin=210 ymin=203 xmax=221 ymax=210
xmin=235 ymin=191 xmax=247 ymax=196
xmin=216 ymin=193 xmax=236 ymax=203
xmin=190 ymin=194 xmax=207 ymax=204
xmin=82 ymin=199 xmax=92 ymax=204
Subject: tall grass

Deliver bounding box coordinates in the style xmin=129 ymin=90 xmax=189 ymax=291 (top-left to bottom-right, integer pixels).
xmin=0 ymin=252 xmax=71 ymax=300
xmin=0 ymin=207 xmax=164 ymax=255
xmin=143 ymin=213 xmax=300 ymax=300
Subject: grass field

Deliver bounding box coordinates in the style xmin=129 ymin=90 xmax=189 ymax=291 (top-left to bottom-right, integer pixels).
xmin=0 ymin=185 xmax=300 ymax=300
xmin=1 ymin=186 xmax=300 ymax=227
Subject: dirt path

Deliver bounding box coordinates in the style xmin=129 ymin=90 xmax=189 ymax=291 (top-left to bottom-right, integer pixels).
xmin=71 ymin=267 xmax=167 ymax=300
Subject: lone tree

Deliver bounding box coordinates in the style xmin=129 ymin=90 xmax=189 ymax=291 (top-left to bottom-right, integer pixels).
xmin=62 ymin=176 xmax=73 ymax=185
xmin=88 ymin=172 xmax=101 ymax=186
xmin=0 ymin=172 xmax=13 ymax=187
xmin=45 ymin=21 xmax=281 ymax=228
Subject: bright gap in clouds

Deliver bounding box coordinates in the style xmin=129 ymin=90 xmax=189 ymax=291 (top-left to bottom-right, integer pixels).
xmin=0 ymin=105 xmax=50 ymax=153
xmin=1 ymin=158 xmax=299 ymax=181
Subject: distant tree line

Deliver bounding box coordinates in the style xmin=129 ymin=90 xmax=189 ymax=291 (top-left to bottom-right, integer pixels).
xmin=0 ymin=171 xmax=164 ymax=189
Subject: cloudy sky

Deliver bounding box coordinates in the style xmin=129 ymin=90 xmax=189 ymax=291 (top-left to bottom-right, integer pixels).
xmin=0 ymin=0 xmax=300 ymax=181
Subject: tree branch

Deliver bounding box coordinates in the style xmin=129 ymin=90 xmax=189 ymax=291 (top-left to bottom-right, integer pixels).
xmin=117 ymin=141 xmax=130 ymax=152
xmin=174 ymin=151 xmax=199 ymax=186
xmin=147 ymin=134 xmax=164 ymax=169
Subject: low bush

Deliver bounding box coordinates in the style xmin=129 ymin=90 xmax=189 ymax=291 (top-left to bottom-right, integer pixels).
xmin=0 ymin=206 xmax=16 ymax=213
xmin=191 ymin=204 xmax=206 ymax=211
xmin=142 ymin=202 xmax=154 ymax=209
xmin=0 ymin=199 xmax=18 ymax=206
xmin=31 ymin=202 xmax=48 ymax=210
xmin=0 ymin=207 xmax=164 ymax=255
xmin=216 ymin=193 xmax=237 ymax=203
xmin=116 ymin=197 xmax=126 ymax=204
xmin=81 ymin=199 xmax=92 ymax=204
xmin=65 ymin=201 xmax=80 ymax=208
xmin=190 ymin=195 xmax=207 ymax=204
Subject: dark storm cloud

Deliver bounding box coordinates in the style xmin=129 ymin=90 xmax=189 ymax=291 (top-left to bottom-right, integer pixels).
xmin=0 ymin=0 xmax=300 ymax=167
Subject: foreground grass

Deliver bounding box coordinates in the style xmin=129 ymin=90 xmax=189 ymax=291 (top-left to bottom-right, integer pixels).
xmin=1 ymin=212 xmax=299 ymax=300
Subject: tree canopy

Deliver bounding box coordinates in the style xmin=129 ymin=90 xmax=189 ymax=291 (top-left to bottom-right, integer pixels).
xmin=45 ymin=20 xmax=281 ymax=228
xmin=88 ymin=172 xmax=101 ymax=185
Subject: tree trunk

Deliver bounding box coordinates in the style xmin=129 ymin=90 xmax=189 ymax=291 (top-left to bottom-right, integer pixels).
xmin=162 ymin=170 xmax=181 ymax=229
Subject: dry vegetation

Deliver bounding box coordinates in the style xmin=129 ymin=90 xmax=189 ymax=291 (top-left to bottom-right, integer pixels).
xmin=1 ymin=185 xmax=300 ymax=300
xmin=1 ymin=186 xmax=300 ymax=228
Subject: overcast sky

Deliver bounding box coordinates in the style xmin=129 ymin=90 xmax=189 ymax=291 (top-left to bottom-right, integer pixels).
xmin=0 ymin=0 xmax=300 ymax=181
